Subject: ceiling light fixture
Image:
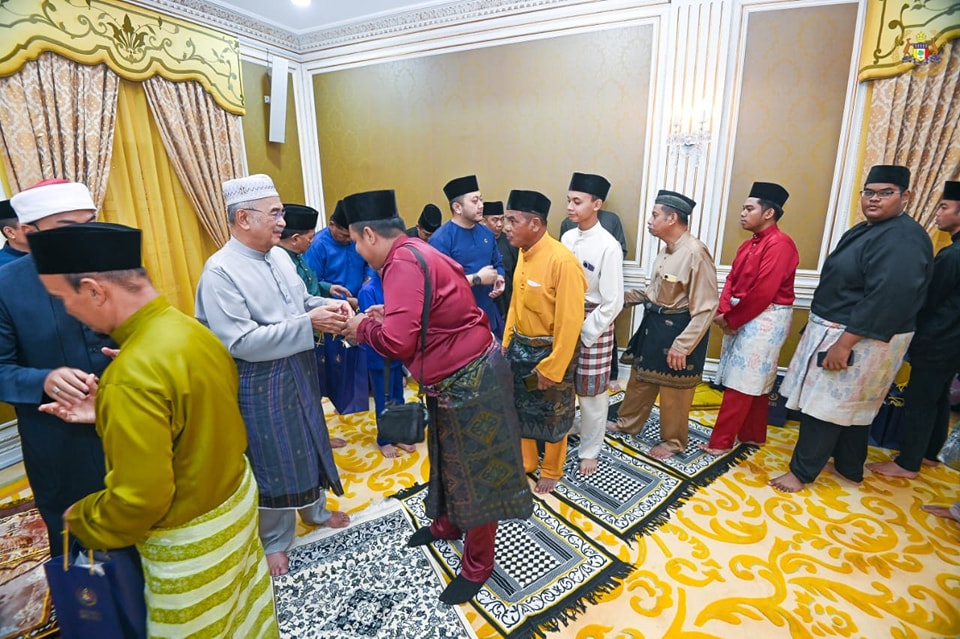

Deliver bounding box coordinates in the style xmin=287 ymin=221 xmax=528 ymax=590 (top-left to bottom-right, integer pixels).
xmin=291 ymin=0 xmax=311 ymax=7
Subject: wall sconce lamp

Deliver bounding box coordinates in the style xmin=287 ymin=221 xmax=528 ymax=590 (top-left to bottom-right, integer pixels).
xmin=667 ymin=112 xmax=710 ymax=166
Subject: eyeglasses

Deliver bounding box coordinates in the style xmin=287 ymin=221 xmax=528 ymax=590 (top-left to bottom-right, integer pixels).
xmin=246 ymin=207 xmax=286 ymax=221
xmin=860 ymin=189 xmax=902 ymax=200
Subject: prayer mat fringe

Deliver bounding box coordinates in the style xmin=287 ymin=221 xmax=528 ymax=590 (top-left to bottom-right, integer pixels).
xmin=619 ymin=480 xmax=701 ymax=543
xmin=512 ymin=557 xmax=635 ymax=639
xmin=683 ymin=444 xmax=758 ymax=490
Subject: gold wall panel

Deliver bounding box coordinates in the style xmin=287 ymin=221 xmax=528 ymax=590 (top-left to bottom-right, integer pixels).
xmin=720 ymin=4 xmax=858 ymax=270
xmin=312 ymin=25 xmax=654 ymax=257
xmin=241 ymin=61 xmax=305 ymax=206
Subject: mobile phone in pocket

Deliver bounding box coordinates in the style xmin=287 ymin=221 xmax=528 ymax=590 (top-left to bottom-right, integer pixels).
xmin=816 ymin=350 xmax=855 ymax=367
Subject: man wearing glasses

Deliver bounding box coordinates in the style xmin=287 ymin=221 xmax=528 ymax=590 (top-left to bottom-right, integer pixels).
xmin=770 ymin=165 xmax=933 ymax=493
xmin=195 ymin=174 xmax=352 ymax=576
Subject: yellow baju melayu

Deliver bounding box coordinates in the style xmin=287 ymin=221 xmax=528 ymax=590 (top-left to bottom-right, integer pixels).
xmin=503 ymin=234 xmax=586 ymax=480
xmin=65 ymin=297 xmax=278 ymax=638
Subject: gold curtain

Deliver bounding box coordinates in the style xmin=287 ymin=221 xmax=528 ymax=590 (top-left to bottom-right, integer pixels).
xmin=862 ymin=41 xmax=960 ymax=251
xmin=142 ymin=75 xmax=244 ymax=248
xmin=0 ymin=52 xmax=118 ymax=204
xmin=101 ymin=80 xmax=218 ymax=313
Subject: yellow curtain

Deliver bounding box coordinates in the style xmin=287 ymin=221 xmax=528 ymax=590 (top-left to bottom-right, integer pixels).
xmin=100 ymin=80 xmax=218 ymax=314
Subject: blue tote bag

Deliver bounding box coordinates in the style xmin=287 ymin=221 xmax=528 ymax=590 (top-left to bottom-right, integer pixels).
xmin=324 ymin=335 xmax=370 ymax=415
xmin=44 ymin=534 xmax=147 ymax=639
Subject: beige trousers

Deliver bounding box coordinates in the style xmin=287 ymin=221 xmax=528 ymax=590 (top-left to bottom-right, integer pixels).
xmin=615 ymin=368 xmax=696 ymax=452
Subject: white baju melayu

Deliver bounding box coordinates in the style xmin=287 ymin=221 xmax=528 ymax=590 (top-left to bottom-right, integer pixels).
xmin=561 ymin=223 xmax=624 ymax=461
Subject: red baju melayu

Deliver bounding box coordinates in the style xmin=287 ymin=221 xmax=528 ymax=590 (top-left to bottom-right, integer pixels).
xmin=710 ymin=224 xmax=798 ymax=449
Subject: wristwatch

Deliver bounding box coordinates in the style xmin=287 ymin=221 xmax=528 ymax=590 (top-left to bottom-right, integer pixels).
xmin=471 ymin=274 xmax=481 ymax=286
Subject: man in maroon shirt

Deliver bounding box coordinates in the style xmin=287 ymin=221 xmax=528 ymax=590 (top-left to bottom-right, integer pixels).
xmin=341 ymin=189 xmax=532 ymax=606
xmin=704 ymin=182 xmax=799 ymax=454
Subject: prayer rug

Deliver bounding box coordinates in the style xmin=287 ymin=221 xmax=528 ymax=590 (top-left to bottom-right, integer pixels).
xmin=395 ymin=483 xmax=633 ymax=639
xmin=0 ymin=508 xmax=56 ymax=639
xmin=273 ymin=501 xmax=476 ymax=639
xmin=607 ymin=406 xmax=756 ymax=485
xmin=554 ymin=437 xmax=697 ymax=542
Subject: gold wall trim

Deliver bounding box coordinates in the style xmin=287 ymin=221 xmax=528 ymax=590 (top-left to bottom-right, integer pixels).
xmin=0 ymin=0 xmax=244 ymax=114
xmin=858 ymin=0 xmax=960 ymax=82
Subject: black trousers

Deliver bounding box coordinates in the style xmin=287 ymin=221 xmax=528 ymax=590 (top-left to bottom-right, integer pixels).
xmin=789 ymin=414 xmax=870 ymax=483
xmin=895 ymin=361 xmax=956 ymax=471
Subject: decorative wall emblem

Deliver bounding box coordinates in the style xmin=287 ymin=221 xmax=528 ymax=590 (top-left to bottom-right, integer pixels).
xmin=901 ymin=31 xmax=943 ymax=64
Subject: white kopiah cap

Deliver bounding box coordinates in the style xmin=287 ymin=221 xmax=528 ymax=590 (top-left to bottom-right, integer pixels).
xmin=10 ymin=179 xmax=96 ymax=224
xmin=222 ymin=174 xmax=279 ymax=207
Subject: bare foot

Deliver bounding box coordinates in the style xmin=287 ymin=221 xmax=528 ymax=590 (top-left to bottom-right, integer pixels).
xmin=823 ymin=461 xmax=863 ymax=485
xmin=396 ymin=443 xmax=417 ymax=453
xmin=648 ymin=443 xmax=676 ymax=460
xmin=380 ymin=444 xmax=399 ymax=458
xmin=606 ymin=420 xmax=625 ymax=433
xmin=606 ymin=381 xmax=622 ymax=392
xmin=534 ymin=477 xmax=559 ymax=494
xmin=579 ymin=458 xmax=598 ymax=476
xmin=698 ymin=443 xmax=731 ymax=456
xmin=921 ymin=458 xmax=941 ymax=467
xmin=921 ymin=505 xmax=960 ymax=522
xmin=266 ymin=551 xmax=289 ymax=577
xmin=322 ymin=510 xmax=351 ymax=528
xmin=330 ymin=437 xmax=347 ymax=449
xmin=769 ymin=471 xmax=805 ymax=493
xmin=866 ymin=460 xmax=918 ymax=479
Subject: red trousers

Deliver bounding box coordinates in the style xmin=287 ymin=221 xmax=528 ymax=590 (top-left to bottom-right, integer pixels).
xmin=708 ymin=388 xmax=769 ymax=449
xmin=429 ymin=513 xmax=498 ymax=582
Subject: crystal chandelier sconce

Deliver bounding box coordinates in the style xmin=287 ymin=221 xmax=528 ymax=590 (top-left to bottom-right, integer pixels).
xmin=667 ymin=113 xmax=710 ymax=166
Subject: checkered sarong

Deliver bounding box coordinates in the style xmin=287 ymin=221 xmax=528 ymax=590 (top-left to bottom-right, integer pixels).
xmin=575 ymin=303 xmax=615 ymax=396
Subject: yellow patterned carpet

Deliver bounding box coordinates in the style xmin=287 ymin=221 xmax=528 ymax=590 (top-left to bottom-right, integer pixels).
xmin=3 ymin=387 xmax=959 ymax=639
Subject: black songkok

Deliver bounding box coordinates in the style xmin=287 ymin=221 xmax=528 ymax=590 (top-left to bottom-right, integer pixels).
xmin=443 ymin=175 xmax=480 ymax=201
xmin=282 ymin=204 xmax=319 ymax=232
xmin=418 ymin=204 xmax=442 ymax=232
xmin=655 ymin=190 xmax=696 ymax=216
xmin=330 ymin=200 xmax=348 ymax=227
xmin=482 ymin=201 xmax=504 ymax=217
xmin=342 ymin=190 xmax=399 ymax=225
xmin=748 ymin=182 xmax=789 ymax=207
xmin=28 ymin=222 xmax=142 ymax=274
xmin=0 ymin=200 xmax=14 ymax=220
xmin=568 ymin=173 xmax=611 ymax=200
xmin=865 ymin=165 xmax=910 ymax=190
xmin=943 ymin=181 xmax=960 ymax=202
xmin=507 ymin=190 xmax=551 ymax=219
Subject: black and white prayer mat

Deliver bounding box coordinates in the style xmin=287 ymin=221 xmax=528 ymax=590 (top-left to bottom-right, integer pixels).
xmin=607 ymin=406 xmax=756 ymax=485
xmin=273 ymin=502 xmax=476 ymax=639
xmin=395 ymin=483 xmax=633 ymax=639
xmin=553 ymin=438 xmax=697 ymax=542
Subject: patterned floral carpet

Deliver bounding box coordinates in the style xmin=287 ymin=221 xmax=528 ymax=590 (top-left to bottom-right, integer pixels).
xmin=2 ymin=384 xmax=959 ymax=638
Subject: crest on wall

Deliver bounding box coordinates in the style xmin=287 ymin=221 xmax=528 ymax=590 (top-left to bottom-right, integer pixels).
xmin=901 ymin=31 xmax=943 ymax=65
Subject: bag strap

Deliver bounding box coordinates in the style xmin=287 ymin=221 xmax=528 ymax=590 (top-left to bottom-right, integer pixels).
xmin=402 ymin=245 xmax=431 ymax=399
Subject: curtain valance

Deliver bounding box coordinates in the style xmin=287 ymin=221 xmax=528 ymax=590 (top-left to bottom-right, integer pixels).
xmin=857 ymin=0 xmax=960 ymax=82
xmin=0 ymin=0 xmax=244 ymax=114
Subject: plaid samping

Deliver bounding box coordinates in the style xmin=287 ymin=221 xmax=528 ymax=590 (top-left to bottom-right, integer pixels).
xmin=576 ymin=304 xmax=615 ymax=396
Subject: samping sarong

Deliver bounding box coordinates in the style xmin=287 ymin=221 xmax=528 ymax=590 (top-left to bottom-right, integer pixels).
xmin=237 ymin=349 xmax=343 ymax=509
xmin=625 ymin=307 xmax=708 ymax=389
xmin=575 ymin=302 xmax=616 ymax=397
xmin=715 ymin=303 xmax=792 ymax=395
xmin=505 ymin=330 xmax=579 ymax=443
xmin=780 ymin=312 xmax=912 ymax=426
xmin=137 ymin=460 xmax=279 ymax=638
xmin=424 ymin=341 xmax=532 ymax=529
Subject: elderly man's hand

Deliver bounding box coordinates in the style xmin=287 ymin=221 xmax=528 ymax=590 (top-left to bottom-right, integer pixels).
xmin=309 ymin=305 xmax=348 ymax=333
xmin=39 ymin=373 xmax=98 ymax=423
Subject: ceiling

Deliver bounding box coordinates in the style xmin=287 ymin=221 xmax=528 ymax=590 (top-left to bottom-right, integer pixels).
xmin=204 ymin=0 xmax=441 ymax=34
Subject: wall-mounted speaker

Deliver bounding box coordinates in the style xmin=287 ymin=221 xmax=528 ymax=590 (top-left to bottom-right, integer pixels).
xmin=268 ymin=57 xmax=288 ymax=144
